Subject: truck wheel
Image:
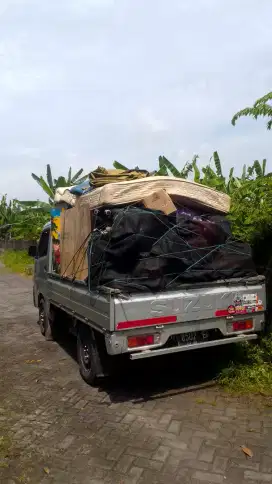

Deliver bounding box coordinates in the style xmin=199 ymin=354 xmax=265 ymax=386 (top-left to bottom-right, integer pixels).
xmin=38 ymin=299 xmax=55 ymax=341
xmin=77 ymin=326 xmax=104 ymax=386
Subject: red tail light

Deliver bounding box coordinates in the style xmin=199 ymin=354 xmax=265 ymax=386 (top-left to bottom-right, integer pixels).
xmin=127 ymin=334 xmax=159 ymax=348
xmin=232 ymin=320 xmax=253 ymax=331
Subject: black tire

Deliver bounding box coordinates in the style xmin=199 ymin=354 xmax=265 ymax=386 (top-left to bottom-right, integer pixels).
xmin=77 ymin=326 xmax=105 ymax=386
xmin=38 ymin=299 xmax=55 ymax=341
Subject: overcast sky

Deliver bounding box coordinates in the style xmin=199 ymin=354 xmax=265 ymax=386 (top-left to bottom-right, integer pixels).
xmin=0 ymin=0 xmax=271 ymax=201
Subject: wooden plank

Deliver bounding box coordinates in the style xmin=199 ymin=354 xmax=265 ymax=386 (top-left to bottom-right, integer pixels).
xmin=60 ymin=204 xmax=92 ymax=280
xmin=73 ymin=203 xmax=92 ymax=281
xmin=60 ymin=208 xmax=75 ymax=278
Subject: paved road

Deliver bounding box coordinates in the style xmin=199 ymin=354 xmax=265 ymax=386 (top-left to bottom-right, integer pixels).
xmin=1 ymin=268 xmax=272 ymax=484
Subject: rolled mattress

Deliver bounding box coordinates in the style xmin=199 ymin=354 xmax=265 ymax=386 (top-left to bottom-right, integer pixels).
xmin=79 ymin=176 xmax=230 ymax=214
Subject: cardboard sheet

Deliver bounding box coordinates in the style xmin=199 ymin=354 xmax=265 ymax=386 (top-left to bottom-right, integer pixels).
xmin=60 ymin=203 xmax=91 ymax=280
xmin=142 ymin=189 xmax=176 ymax=215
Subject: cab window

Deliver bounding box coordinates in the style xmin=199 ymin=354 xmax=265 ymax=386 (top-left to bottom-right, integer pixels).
xmin=38 ymin=230 xmax=49 ymax=258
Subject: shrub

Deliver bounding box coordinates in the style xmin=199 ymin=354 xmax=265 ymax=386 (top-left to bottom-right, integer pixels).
xmin=219 ymin=338 xmax=272 ymax=395
xmin=0 ymin=250 xmax=34 ymax=276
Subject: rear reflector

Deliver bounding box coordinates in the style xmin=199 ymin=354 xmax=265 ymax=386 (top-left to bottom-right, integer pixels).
xmin=232 ymin=320 xmax=253 ymax=332
xmin=128 ymin=334 xmax=156 ymax=348
xmin=116 ymin=315 xmax=177 ymax=331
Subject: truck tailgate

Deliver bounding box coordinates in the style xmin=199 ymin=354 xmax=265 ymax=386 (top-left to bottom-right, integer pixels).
xmin=114 ymin=276 xmax=266 ymax=330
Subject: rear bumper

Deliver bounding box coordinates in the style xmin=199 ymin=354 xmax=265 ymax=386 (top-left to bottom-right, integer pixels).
xmin=129 ymin=333 xmax=258 ymax=360
xmin=105 ymin=312 xmax=264 ymax=355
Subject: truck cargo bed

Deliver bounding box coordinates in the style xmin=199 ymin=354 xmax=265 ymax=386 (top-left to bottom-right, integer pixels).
xmin=47 ymin=274 xmax=265 ymax=358
xmin=114 ymin=276 xmax=265 ymax=330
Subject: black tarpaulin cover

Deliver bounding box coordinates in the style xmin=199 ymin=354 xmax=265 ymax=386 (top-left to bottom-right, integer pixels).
xmin=89 ymin=206 xmax=257 ymax=293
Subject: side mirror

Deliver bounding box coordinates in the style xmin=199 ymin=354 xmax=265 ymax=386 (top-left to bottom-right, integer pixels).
xmin=28 ymin=245 xmax=37 ymax=257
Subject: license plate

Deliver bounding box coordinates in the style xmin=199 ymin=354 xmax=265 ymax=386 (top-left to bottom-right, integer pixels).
xmin=181 ymin=332 xmax=197 ymax=344
xmin=173 ymin=331 xmax=210 ymax=346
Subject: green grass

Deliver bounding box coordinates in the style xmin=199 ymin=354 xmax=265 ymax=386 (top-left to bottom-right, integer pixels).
xmin=0 ymin=249 xmax=34 ymax=276
xmin=218 ymin=337 xmax=272 ymax=395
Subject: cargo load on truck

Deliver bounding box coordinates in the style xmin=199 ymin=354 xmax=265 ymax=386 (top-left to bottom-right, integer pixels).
xmin=52 ymin=168 xmax=257 ymax=291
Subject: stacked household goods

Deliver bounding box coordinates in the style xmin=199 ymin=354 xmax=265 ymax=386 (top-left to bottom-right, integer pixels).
xmin=84 ymin=183 xmax=256 ymax=293
xmin=54 ymin=171 xmax=257 ymax=289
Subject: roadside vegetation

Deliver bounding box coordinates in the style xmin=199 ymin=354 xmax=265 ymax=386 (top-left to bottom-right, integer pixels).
xmin=1 ymin=91 xmax=272 ymax=394
xmin=218 ymin=339 xmax=272 ymax=395
xmin=0 ymin=250 xmax=34 ymax=276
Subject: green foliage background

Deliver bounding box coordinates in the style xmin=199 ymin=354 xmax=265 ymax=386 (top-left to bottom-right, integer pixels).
xmin=1 ymin=154 xmax=272 ymax=256
xmin=0 ymin=196 xmax=49 ymax=241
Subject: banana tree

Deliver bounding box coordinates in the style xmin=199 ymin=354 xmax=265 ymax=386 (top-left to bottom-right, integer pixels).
xmin=113 ymin=153 xmax=271 ymax=195
xmin=15 ymin=200 xmax=51 ymax=213
xmin=0 ymin=196 xmax=19 ymax=238
xmin=156 ymin=156 xmax=194 ymax=178
xmin=232 ymin=91 xmax=272 ymax=130
xmin=253 ymin=159 xmax=267 ymax=177
xmin=113 ymin=156 xmax=194 ymax=178
xmin=0 ymin=197 xmax=49 ymax=240
xmin=31 ymin=164 xmax=89 ymax=204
